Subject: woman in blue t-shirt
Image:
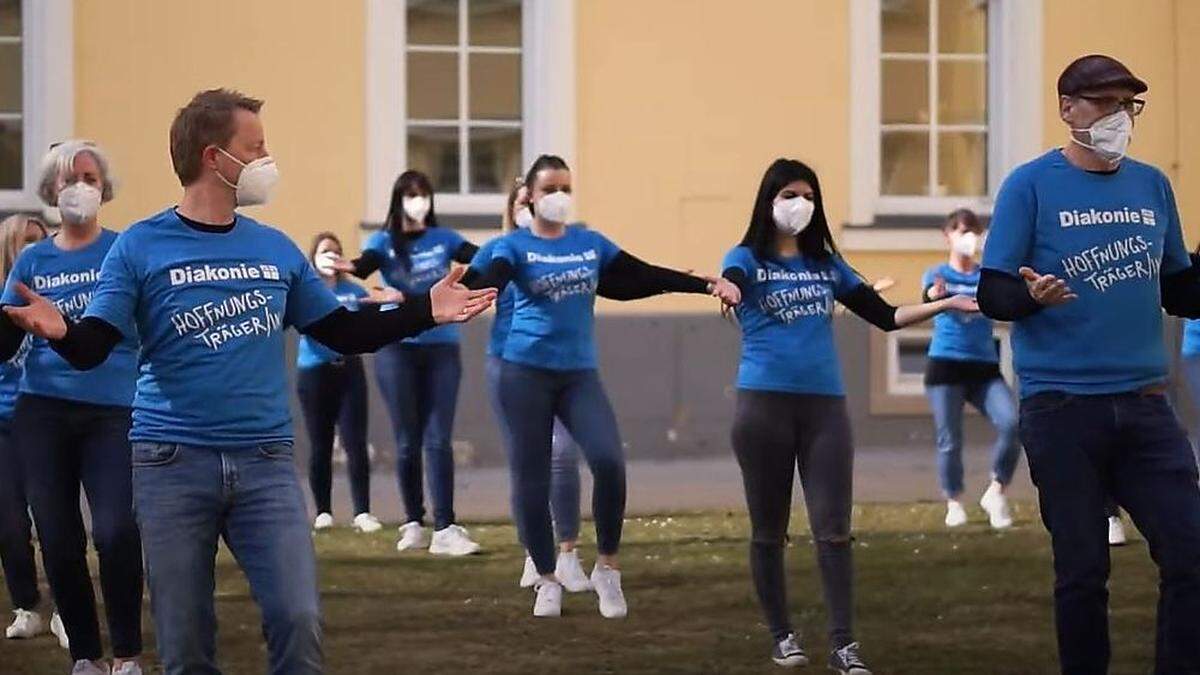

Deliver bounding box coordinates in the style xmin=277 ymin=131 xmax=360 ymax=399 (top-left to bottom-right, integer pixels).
xmin=466 ymin=154 xmax=740 ymax=620
xmin=0 ymin=141 xmax=144 ymax=673
xmin=921 ymin=209 xmax=1020 ymax=531
xmin=297 ymin=232 xmax=401 ymax=535
xmin=474 ymin=179 xmax=590 ymax=593
xmin=719 ymin=158 xmax=975 ymax=672
xmin=0 ymin=214 xmax=61 ymax=643
xmin=337 ymin=171 xmax=483 ymax=556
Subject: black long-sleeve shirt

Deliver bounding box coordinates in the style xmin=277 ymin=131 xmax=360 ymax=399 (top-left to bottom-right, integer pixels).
xmin=347 ymin=229 xmax=479 ymax=279
xmin=463 ymin=250 xmax=710 ymax=298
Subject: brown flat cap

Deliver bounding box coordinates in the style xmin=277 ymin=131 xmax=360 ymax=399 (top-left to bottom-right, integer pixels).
xmin=1057 ymin=54 xmax=1148 ymax=96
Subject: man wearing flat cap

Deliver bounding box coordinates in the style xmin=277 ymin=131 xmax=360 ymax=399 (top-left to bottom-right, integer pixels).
xmin=978 ymin=54 xmax=1200 ymax=673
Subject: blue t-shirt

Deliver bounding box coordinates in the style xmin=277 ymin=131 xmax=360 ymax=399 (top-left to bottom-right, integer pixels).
xmin=468 ymin=236 xmax=515 ymax=357
xmin=296 ymin=278 xmax=368 ymax=369
xmin=0 ymin=231 xmax=138 ymax=407
xmin=84 ymin=209 xmax=341 ymax=447
xmin=921 ymin=264 xmax=997 ymax=363
xmin=364 ymin=227 xmax=467 ymax=345
xmin=1182 ymin=320 xmax=1200 ymax=358
xmin=981 ymin=150 xmax=1189 ymax=397
xmin=491 ymin=227 xmax=621 ymax=370
xmin=722 ymin=246 xmax=863 ymax=395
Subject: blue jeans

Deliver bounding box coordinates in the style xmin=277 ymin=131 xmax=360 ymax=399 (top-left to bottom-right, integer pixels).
xmin=497 ymin=360 xmax=625 ymax=575
xmin=1020 ymin=391 xmax=1200 ymax=674
xmin=926 ymin=378 xmax=1021 ymax=498
xmin=485 ymin=356 xmax=582 ymax=544
xmin=132 ymin=442 xmax=321 ymax=675
xmin=374 ymin=342 xmax=461 ymax=529
xmin=15 ymin=394 xmax=142 ymax=661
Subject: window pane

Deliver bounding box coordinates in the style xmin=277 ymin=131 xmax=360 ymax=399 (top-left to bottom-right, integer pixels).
xmin=408 ymin=126 xmax=461 ymax=192
xmin=898 ymin=338 xmax=930 ymax=375
xmin=0 ymin=0 xmax=20 ymax=37
xmin=407 ymin=52 xmax=458 ymax=120
xmin=938 ymin=0 xmax=987 ymax=54
xmin=0 ymin=119 xmax=20 ymax=189
xmin=469 ymin=126 xmax=521 ymax=193
xmin=881 ymin=131 xmax=929 ymax=196
xmin=469 ymin=0 xmax=521 ymax=47
xmin=407 ymin=0 xmax=458 ymax=46
xmin=881 ymin=60 xmax=929 ymax=124
xmin=882 ymin=0 xmax=929 ymax=53
xmin=469 ymin=53 xmax=520 ymax=120
xmin=937 ymin=131 xmax=986 ymax=196
xmin=938 ymin=60 xmax=985 ymax=125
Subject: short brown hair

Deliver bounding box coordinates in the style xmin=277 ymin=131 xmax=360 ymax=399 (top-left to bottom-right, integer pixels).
xmin=169 ymin=88 xmax=263 ymax=186
xmin=943 ymin=208 xmax=983 ymax=233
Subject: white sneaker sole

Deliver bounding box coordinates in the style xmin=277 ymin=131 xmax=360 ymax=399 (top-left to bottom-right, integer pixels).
xmin=772 ymin=654 xmax=808 ymax=667
xmin=429 ymin=545 xmax=481 ymax=556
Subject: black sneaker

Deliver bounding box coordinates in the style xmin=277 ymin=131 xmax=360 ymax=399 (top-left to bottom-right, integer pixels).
xmin=829 ymin=642 xmax=872 ymax=674
xmin=771 ymin=633 xmax=808 ymax=667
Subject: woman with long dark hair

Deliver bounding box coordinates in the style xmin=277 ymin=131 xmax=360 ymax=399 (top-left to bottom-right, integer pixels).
xmin=335 ymin=170 xmax=483 ymax=555
xmin=473 ymin=178 xmax=590 ymax=592
xmin=720 ymin=158 xmax=975 ymax=672
xmin=466 ymin=154 xmax=739 ymax=619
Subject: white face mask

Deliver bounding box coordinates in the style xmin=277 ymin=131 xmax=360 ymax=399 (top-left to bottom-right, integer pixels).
xmin=950 ymin=231 xmax=980 ymax=257
xmin=217 ymin=148 xmax=280 ymax=206
xmin=402 ymin=195 xmax=431 ymax=223
xmin=772 ymin=195 xmax=815 ymax=235
xmin=1071 ymin=110 xmax=1133 ymax=163
xmin=535 ymin=191 xmax=572 ymax=224
xmin=513 ymin=206 xmax=534 ymax=229
xmin=57 ymin=183 xmax=102 ymax=224
xmin=314 ymin=250 xmax=341 ymax=277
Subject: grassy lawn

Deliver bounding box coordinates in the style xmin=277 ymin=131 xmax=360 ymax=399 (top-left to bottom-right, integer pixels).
xmin=0 ymin=501 xmax=1158 ymax=674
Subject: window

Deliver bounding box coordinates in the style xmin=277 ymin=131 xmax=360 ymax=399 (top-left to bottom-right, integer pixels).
xmin=847 ymin=0 xmax=1042 ymax=229
xmin=366 ymin=0 xmax=574 ymax=225
xmin=406 ymin=0 xmax=522 ymax=196
xmin=880 ymin=0 xmax=988 ymax=201
xmin=868 ymin=326 xmax=1014 ymax=415
xmin=0 ymin=0 xmax=73 ymax=211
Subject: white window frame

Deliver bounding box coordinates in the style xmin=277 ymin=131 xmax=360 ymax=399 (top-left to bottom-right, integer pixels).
xmin=847 ymin=0 xmax=1042 ymax=227
xmin=0 ymin=0 xmax=73 ymax=211
xmin=885 ymin=325 xmax=1014 ymax=398
xmin=365 ymin=0 xmax=574 ymax=222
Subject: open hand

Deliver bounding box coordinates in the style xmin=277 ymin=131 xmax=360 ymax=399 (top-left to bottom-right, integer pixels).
xmin=927 ymin=275 xmax=946 ymax=300
xmin=945 ymin=294 xmax=979 ymax=313
xmin=365 ymin=287 xmax=405 ymax=304
xmin=430 ymin=266 xmax=497 ymax=324
xmin=704 ymin=276 xmax=741 ymax=306
xmin=2 ymin=283 xmax=67 ymax=340
xmin=1019 ymin=266 xmax=1077 ymax=306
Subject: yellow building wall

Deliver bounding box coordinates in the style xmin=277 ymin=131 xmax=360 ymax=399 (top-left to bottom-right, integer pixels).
xmin=575 ymin=0 xmax=852 ymax=314
xmin=73 ymin=0 xmax=366 ymax=253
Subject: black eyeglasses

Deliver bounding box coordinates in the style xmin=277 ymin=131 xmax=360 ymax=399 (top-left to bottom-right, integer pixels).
xmin=1076 ymin=95 xmax=1146 ymax=117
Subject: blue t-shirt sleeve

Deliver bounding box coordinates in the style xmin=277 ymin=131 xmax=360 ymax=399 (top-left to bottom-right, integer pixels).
xmin=469 ymin=238 xmax=497 ymax=272
xmin=83 ymin=234 xmax=140 ymax=336
xmin=920 ymin=266 xmax=937 ymax=289
xmin=721 ymin=247 xmax=753 ymax=276
xmin=1158 ymin=171 xmax=1189 ymax=275
xmin=493 ymin=236 xmax=519 ymax=265
xmin=594 ymin=232 xmax=621 ymax=267
xmin=0 ymin=252 xmax=30 ymax=305
xmin=982 ymin=169 xmax=1036 ymax=275
xmin=364 ymin=230 xmax=389 ymax=257
xmin=284 ymin=240 xmax=341 ymax=329
xmin=831 ymin=255 xmax=865 ymax=298
xmin=350 ymin=282 xmax=369 ymax=299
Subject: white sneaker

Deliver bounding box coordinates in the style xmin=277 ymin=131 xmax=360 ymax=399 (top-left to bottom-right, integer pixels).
xmin=396 ymin=521 xmax=428 ymax=551
xmin=72 ymin=661 xmax=110 ymax=675
xmin=1108 ymin=516 xmax=1128 ymax=546
xmin=533 ymin=579 xmax=563 ymax=618
xmin=979 ymin=483 xmax=1013 ymax=529
xmin=112 ymin=662 xmax=143 ymax=675
xmin=5 ymin=608 xmax=45 ymax=639
xmin=519 ymin=556 xmax=539 ymax=588
xmin=312 ymin=513 xmax=334 ymax=530
xmin=555 ymin=550 xmax=593 ymax=593
xmin=51 ymin=612 xmax=69 ymax=649
xmin=352 ymin=513 xmax=382 ymax=533
xmin=944 ymin=500 xmax=968 ymax=528
xmin=590 ymin=564 xmax=628 ymax=619
xmin=429 ymin=524 xmax=481 ymax=556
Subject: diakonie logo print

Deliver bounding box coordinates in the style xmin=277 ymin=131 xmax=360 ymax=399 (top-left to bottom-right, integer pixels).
xmin=168 ymin=263 xmax=281 ymax=286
